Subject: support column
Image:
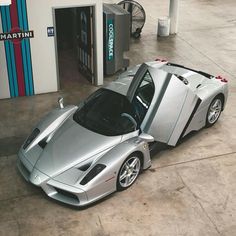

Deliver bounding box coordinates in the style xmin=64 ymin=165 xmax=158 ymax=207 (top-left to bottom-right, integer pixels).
xmin=94 ymin=2 xmax=103 ymax=85
xmin=169 ymin=0 xmax=179 ymax=34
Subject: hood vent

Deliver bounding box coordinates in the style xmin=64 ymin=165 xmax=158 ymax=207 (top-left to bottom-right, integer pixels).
xmin=78 ymin=162 xmax=92 ymax=171
xmin=23 ymin=128 xmax=40 ymax=149
xmin=38 ymin=138 xmax=47 ymax=149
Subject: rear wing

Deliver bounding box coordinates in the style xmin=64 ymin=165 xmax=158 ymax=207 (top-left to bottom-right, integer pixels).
xmin=166 ymin=62 xmax=214 ymax=79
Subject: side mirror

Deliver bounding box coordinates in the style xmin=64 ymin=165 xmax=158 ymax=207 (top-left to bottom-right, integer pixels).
xmin=139 ymin=133 xmax=154 ymax=142
xmin=58 ymin=97 xmax=64 ymax=109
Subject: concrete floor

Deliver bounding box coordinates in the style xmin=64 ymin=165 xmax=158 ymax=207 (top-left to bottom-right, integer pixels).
xmin=1 ymin=0 xmax=236 ymax=235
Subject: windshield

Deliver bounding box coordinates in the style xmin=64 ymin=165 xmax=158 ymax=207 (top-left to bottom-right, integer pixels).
xmin=73 ymin=89 xmax=137 ymax=136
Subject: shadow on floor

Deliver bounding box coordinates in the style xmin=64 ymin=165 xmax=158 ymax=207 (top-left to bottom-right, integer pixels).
xmin=0 ymin=136 xmax=25 ymax=157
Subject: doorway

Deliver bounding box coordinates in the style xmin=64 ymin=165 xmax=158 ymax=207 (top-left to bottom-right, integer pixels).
xmin=54 ymin=6 xmax=95 ymax=91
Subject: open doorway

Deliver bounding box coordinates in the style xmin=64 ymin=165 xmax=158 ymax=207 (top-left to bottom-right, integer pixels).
xmin=54 ymin=6 xmax=95 ymax=91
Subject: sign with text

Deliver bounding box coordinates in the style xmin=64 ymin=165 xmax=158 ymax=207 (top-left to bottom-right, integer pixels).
xmin=107 ymin=19 xmax=114 ymax=61
xmin=0 ymin=28 xmax=34 ymax=44
xmin=47 ymin=27 xmax=54 ymax=37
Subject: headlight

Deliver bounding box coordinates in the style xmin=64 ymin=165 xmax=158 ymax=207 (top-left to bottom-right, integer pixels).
xmin=23 ymin=128 xmax=40 ymax=149
xmin=80 ymin=164 xmax=106 ymax=185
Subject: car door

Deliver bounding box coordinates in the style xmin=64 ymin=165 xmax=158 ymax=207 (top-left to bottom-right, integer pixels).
xmin=127 ymin=63 xmax=201 ymax=146
xmin=129 ymin=69 xmax=155 ymax=126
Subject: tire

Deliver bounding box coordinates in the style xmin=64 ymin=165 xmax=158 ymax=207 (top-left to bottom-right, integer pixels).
xmin=206 ymin=95 xmax=223 ymax=127
xmin=117 ymin=153 xmax=142 ymax=191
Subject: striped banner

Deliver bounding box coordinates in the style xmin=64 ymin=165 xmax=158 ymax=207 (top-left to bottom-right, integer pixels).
xmin=0 ymin=0 xmax=34 ymax=97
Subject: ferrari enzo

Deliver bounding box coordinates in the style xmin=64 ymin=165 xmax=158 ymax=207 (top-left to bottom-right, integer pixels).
xmin=17 ymin=60 xmax=228 ymax=206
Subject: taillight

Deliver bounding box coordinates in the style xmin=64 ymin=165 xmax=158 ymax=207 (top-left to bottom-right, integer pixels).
xmin=216 ymin=75 xmax=228 ymax=83
xmin=221 ymin=78 xmax=228 ymax=83
xmin=155 ymin=58 xmax=167 ymax=62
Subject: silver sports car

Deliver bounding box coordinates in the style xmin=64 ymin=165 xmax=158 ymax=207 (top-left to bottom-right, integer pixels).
xmin=17 ymin=60 xmax=228 ymax=207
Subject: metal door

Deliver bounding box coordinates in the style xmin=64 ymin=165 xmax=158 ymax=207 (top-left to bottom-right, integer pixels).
xmin=77 ymin=7 xmax=94 ymax=83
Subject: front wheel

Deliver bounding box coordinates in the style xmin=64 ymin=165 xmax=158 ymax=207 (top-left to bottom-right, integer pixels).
xmin=117 ymin=154 xmax=142 ymax=191
xmin=206 ymin=96 xmax=223 ymax=127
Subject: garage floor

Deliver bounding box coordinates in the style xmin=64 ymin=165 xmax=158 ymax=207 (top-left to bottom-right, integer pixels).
xmin=1 ymin=0 xmax=236 ymax=235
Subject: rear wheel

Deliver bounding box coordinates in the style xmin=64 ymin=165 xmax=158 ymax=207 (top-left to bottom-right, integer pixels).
xmin=117 ymin=154 xmax=141 ymax=191
xmin=206 ymin=96 xmax=223 ymax=127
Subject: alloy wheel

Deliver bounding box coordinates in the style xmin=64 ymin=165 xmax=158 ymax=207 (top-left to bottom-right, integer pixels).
xmin=119 ymin=156 xmax=141 ymax=188
xmin=207 ymin=98 xmax=222 ymax=124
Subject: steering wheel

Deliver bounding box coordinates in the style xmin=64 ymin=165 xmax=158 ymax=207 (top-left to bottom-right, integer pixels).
xmin=121 ymin=113 xmax=137 ymax=130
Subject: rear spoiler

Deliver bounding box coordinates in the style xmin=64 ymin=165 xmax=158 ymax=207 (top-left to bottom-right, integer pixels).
xmin=166 ymin=62 xmax=214 ymax=79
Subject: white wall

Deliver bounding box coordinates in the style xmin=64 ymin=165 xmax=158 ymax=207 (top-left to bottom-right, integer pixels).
xmin=0 ymin=0 xmax=11 ymax=6
xmin=27 ymin=0 xmax=103 ymax=95
xmin=0 ymin=16 xmax=10 ymax=99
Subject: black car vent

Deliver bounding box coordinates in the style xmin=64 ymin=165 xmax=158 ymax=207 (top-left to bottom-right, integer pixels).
xmin=78 ymin=162 xmax=92 ymax=172
xmin=174 ymin=74 xmax=189 ymax=85
xmin=80 ymin=164 xmax=106 ymax=185
xmin=167 ymin=62 xmax=213 ymax=79
xmin=54 ymin=187 xmax=78 ymax=201
xmin=38 ymin=138 xmax=47 ymax=149
xmin=23 ymin=128 xmax=40 ymax=149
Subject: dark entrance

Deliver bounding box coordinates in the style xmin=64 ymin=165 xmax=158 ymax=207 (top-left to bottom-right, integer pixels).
xmin=54 ymin=6 xmax=95 ymax=90
xmin=77 ymin=7 xmax=94 ymax=83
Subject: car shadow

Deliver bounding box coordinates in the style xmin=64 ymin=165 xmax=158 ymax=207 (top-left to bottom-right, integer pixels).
xmin=45 ymin=191 xmax=116 ymax=211
xmin=149 ymin=129 xmax=203 ymax=159
xmin=42 ymin=130 xmax=204 ymax=210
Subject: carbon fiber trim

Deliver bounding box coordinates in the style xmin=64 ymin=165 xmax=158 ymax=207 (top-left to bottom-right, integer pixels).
xmin=178 ymin=98 xmax=202 ymax=141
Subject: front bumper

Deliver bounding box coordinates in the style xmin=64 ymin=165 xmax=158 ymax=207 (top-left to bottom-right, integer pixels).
xmin=17 ymin=151 xmax=89 ymax=207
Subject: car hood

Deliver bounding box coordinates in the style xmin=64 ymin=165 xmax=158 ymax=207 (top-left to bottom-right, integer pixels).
xmin=34 ymin=117 xmax=122 ymax=177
